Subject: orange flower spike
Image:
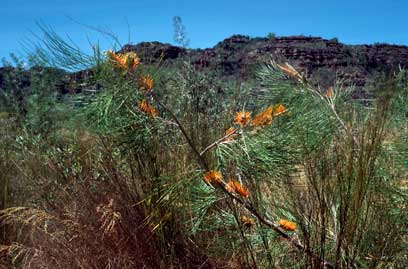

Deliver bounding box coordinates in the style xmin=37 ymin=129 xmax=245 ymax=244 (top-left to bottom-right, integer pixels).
xmin=226 ymin=179 xmax=250 ymax=198
xmin=278 ymin=219 xmax=296 ymax=231
xmin=241 ymin=215 xmax=255 ymax=228
xmin=139 ymin=75 xmax=154 ymax=92
xmin=123 ymin=51 xmax=140 ymax=71
xmin=138 ymin=100 xmax=158 ymax=117
xmin=139 ymin=100 xmax=149 ymax=112
xmin=225 ymin=180 xmax=235 ymax=193
xmin=232 ymin=180 xmax=250 ymax=198
xmin=107 ymin=50 xmax=126 ymax=68
xmin=251 ymin=106 xmax=274 ymax=127
xmin=106 ymin=50 xmax=119 ymax=61
xmin=224 ymin=127 xmax=237 ymax=141
xmin=273 ymin=104 xmax=287 ymax=117
xmin=234 ymin=111 xmax=251 ymax=127
xmin=147 ymin=106 xmax=158 ymax=117
xmin=203 ymin=170 xmax=223 ymax=184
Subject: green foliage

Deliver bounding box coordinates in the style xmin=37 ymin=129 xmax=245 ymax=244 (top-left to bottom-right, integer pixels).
xmin=329 ymin=37 xmax=339 ymax=43
xmin=0 ymin=27 xmax=407 ymax=269
xmin=0 ymin=65 xmax=73 ymax=138
xmin=23 ymin=23 xmax=106 ymax=72
xmin=266 ymin=32 xmax=276 ymax=42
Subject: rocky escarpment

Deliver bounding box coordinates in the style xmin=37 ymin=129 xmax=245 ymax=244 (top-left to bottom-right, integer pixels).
xmin=2 ymin=35 xmax=408 ymax=94
xmin=123 ymin=35 xmax=408 ymax=88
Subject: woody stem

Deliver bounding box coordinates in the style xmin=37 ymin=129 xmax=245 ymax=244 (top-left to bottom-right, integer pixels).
xmin=150 ymin=91 xmax=208 ymax=170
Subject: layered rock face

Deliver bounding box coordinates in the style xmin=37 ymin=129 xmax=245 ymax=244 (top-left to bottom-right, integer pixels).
xmin=2 ymin=35 xmax=408 ymax=94
xmin=125 ymin=35 xmax=408 ymax=88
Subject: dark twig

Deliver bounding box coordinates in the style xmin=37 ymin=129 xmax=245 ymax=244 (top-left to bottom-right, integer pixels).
xmin=200 ymin=128 xmax=238 ymax=156
xmin=150 ymin=91 xmax=208 ymax=170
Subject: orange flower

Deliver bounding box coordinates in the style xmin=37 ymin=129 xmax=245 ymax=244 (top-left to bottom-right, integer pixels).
xmin=273 ymin=104 xmax=286 ymax=117
xmin=226 ymin=179 xmax=250 ymax=198
xmin=251 ymin=104 xmax=287 ymax=127
xmin=225 ymin=180 xmax=235 ymax=192
xmin=251 ymin=106 xmax=274 ymax=127
xmin=234 ymin=111 xmax=251 ymax=127
xmin=138 ymin=100 xmax=158 ymax=117
xmin=139 ymin=99 xmax=148 ymax=111
xmin=107 ymin=50 xmax=139 ymax=71
xmin=278 ymin=219 xmax=296 ymax=231
xmin=107 ymin=50 xmax=126 ymax=68
xmin=203 ymin=170 xmax=222 ymax=183
xmin=241 ymin=215 xmax=255 ymax=228
xmin=139 ymin=74 xmax=154 ymax=92
xmin=233 ymin=181 xmax=250 ymax=198
xmin=224 ymin=127 xmax=237 ymax=141
xmin=122 ymin=51 xmax=139 ymax=71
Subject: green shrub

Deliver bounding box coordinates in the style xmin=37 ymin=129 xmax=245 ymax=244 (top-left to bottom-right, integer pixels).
xmin=0 ymin=29 xmax=407 ymax=269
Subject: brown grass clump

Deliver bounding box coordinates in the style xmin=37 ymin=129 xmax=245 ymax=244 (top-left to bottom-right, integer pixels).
xmin=0 ymin=180 xmax=162 ymax=268
xmin=0 ymin=133 xmax=224 ymax=268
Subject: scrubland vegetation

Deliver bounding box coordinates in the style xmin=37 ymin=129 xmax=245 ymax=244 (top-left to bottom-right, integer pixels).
xmin=0 ymin=29 xmax=407 ymax=268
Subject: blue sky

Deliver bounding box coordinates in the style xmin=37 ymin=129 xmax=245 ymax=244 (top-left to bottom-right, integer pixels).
xmin=1 ymin=0 xmax=407 ymax=62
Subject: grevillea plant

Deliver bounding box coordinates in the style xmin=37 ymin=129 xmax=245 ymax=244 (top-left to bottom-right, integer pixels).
xmin=105 ymin=51 xmax=337 ymax=267
xmin=104 ymin=52 xmax=407 ymax=268
xmin=1 ymin=32 xmax=406 ymax=268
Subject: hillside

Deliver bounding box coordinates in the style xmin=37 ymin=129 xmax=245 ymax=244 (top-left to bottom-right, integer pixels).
xmin=2 ymin=35 xmax=408 ymax=94
xmin=123 ymin=35 xmax=408 ymax=87
xmin=1 ymin=33 xmax=407 ymax=269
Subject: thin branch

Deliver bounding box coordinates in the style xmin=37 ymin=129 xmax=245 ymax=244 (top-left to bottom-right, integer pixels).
xmin=200 ymin=129 xmax=238 ymax=156
xmin=150 ymin=91 xmax=208 ymax=170
xmin=216 ymin=179 xmax=334 ymax=268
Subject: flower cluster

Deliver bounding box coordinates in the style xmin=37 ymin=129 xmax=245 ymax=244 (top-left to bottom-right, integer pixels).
xmin=241 ymin=215 xmax=255 ymax=228
xmin=107 ymin=50 xmax=139 ymax=72
xmin=251 ymin=106 xmax=274 ymax=127
xmin=278 ymin=219 xmax=296 ymax=231
xmin=234 ymin=111 xmax=251 ymax=127
xmin=139 ymin=74 xmax=154 ymax=92
xmin=234 ymin=104 xmax=287 ymax=128
xmin=224 ymin=127 xmax=237 ymax=142
xmin=203 ymin=170 xmax=223 ymax=183
xmin=107 ymin=49 xmax=159 ymax=117
xmin=138 ymin=100 xmax=158 ymax=117
xmin=225 ymin=179 xmax=250 ymax=198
